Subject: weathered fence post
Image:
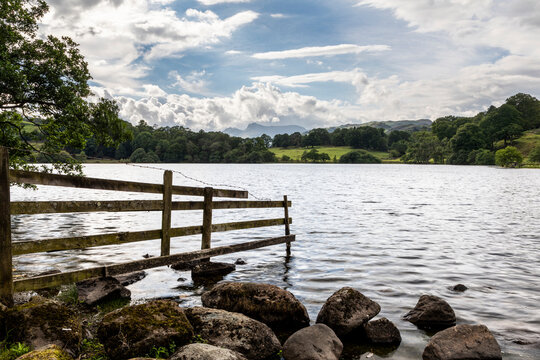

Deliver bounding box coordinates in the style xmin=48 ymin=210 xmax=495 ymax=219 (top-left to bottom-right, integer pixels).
xmin=161 ymin=170 xmax=173 ymax=256
xmin=0 ymin=147 xmax=13 ymax=306
xmin=201 ymin=187 xmax=213 ymax=252
xmin=283 ymin=195 xmax=291 ymax=255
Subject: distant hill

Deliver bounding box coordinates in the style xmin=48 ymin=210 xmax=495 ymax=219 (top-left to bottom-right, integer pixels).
xmin=328 ymin=119 xmax=432 ymax=132
xmin=224 ymin=123 xmax=307 ymax=138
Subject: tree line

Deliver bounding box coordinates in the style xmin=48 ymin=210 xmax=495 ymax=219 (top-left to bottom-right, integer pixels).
xmin=402 ymin=93 xmax=540 ymax=165
xmin=78 ymin=121 xmax=276 ymax=163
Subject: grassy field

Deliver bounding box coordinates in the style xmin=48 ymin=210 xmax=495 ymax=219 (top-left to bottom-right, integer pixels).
xmin=269 ymin=146 xmax=393 ymax=162
xmin=512 ymin=129 xmax=540 ymax=161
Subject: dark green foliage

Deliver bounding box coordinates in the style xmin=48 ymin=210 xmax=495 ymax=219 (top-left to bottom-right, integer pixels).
xmin=300 ymin=149 xmax=330 ymax=162
xmin=529 ymin=145 xmax=540 ymax=162
xmin=506 ymin=93 xmax=540 ymax=130
xmin=402 ymin=131 xmax=445 ymax=164
xmin=480 ymin=104 xmax=523 ymax=147
xmin=471 ymin=149 xmax=495 ymax=165
xmin=495 ymin=146 xmax=523 ymax=167
xmin=339 ymin=150 xmax=381 ymax=164
xmin=272 ymin=125 xmax=388 ymax=151
xmin=0 ymin=0 xmax=131 ymax=173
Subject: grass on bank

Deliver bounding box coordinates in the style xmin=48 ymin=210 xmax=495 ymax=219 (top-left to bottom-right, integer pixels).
xmin=269 ymin=146 xmax=393 ymax=162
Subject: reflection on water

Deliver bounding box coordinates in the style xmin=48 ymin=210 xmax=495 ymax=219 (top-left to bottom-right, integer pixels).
xmin=10 ymin=164 xmax=540 ymax=359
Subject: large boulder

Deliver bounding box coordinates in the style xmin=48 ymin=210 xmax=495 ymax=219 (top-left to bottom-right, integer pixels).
xmin=316 ymin=287 xmax=380 ymax=338
xmin=283 ymin=324 xmax=343 ymax=360
xmin=77 ymin=277 xmax=131 ymax=306
xmin=201 ymin=282 xmax=309 ymax=336
xmin=16 ymin=344 xmax=74 ymax=360
xmin=185 ymin=307 xmax=281 ymax=360
xmin=2 ymin=297 xmax=82 ymax=354
xmin=404 ymin=295 xmax=456 ymax=330
xmin=97 ymin=300 xmax=193 ymax=360
xmin=170 ymin=343 xmax=248 ymax=360
xmin=423 ymin=324 xmax=502 ymax=360
xmin=363 ymin=318 xmax=401 ymax=345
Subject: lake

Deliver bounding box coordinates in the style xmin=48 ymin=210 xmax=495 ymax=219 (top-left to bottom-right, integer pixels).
xmin=10 ymin=164 xmax=540 ymax=359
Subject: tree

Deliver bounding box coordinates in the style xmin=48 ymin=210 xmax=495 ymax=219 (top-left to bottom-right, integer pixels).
xmin=402 ymin=131 xmax=445 ymax=164
xmin=505 ymin=93 xmax=540 ymax=130
xmin=0 ymin=0 xmax=131 ymax=172
xmin=480 ymin=104 xmax=523 ymax=147
xmin=495 ymin=146 xmax=523 ymax=167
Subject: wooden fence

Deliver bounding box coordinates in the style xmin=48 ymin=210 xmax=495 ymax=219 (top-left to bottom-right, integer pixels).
xmin=0 ymin=147 xmax=294 ymax=306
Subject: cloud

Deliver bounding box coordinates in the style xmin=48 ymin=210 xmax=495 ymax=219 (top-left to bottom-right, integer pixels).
xmin=112 ymin=83 xmax=361 ymax=130
xmin=252 ymin=69 xmax=368 ymax=90
xmin=252 ymin=44 xmax=390 ymax=60
xmin=40 ymin=1 xmax=258 ymax=94
xmin=198 ymin=0 xmax=251 ymax=5
xmin=170 ymin=70 xmax=210 ymax=94
xmin=355 ymin=0 xmax=540 ymax=58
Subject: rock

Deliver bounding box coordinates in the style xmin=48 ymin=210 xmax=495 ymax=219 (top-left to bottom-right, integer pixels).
xmin=185 ymin=307 xmax=281 ymax=360
xmin=170 ymin=343 xmax=248 ymax=360
xmin=98 ymin=300 xmax=193 ymax=360
xmin=114 ymin=271 xmax=146 ymax=286
xmin=423 ymin=324 xmax=502 ymax=360
xmin=2 ymin=297 xmax=81 ymax=355
xmin=452 ymin=284 xmax=468 ymax=292
xmin=283 ymin=324 xmax=343 ymax=360
xmin=16 ymin=344 xmax=74 ymax=360
xmin=77 ymin=277 xmax=131 ymax=306
xmin=316 ymin=287 xmax=380 ymax=338
xmin=235 ymin=258 xmax=246 ymax=265
xmin=404 ymin=295 xmax=456 ymax=330
xmin=201 ymin=282 xmax=309 ymax=336
xmin=171 ymin=259 xmax=202 ymax=271
xmin=191 ymin=261 xmax=236 ymax=278
xmin=364 ymin=318 xmax=401 ymax=345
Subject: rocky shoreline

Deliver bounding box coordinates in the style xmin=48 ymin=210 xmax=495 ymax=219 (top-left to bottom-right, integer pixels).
xmin=0 ymin=270 xmax=503 ymax=360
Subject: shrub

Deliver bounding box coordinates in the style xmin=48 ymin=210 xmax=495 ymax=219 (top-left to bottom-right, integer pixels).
xmin=339 ymin=150 xmax=381 ymax=164
xmin=495 ymin=146 xmax=523 ymax=167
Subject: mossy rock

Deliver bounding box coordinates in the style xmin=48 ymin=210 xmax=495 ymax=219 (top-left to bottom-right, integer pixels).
xmin=97 ymin=300 xmax=193 ymax=360
xmin=3 ymin=297 xmax=82 ymax=355
xmin=201 ymin=282 xmax=309 ymax=339
xmin=15 ymin=344 xmax=74 ymax=360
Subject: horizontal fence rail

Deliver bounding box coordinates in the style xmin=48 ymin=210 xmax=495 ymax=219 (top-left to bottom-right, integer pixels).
xmin=0 ymin=147 xmax=295 ymax=305
xmin=12 ymin=218 xmax=292 ymax=255
xmin=11 ymin=200 xmax=291 ymax=215
xmin=14 ymin=235 xmax=295 ymax=292
xmin=10 ymin=170 xmax=248 ymax=198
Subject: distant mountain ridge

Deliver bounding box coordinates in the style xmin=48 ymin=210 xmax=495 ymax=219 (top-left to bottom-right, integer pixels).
xmin=224 ymin=123 xmax=307 ymax=138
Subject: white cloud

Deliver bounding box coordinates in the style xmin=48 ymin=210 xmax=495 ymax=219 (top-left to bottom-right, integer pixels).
xmin=252 ymin=69 xmax=368 ymax=90
xmin=198 ymin=0 xmax=251 ymax=5
xmin=40 ymin=1 xmax=258 ymax=94
xmin=252 ymin=44 xmax=390 ymax=60
xmin=113 ymin=83 xmax=361 ymax=130
xmin=170 ymin=70 xmax=210 ymax=94
xmin=270 ymin=13 xmax=286 ymax=18
xmin=225 ymin=50 xmax=243 ymax=55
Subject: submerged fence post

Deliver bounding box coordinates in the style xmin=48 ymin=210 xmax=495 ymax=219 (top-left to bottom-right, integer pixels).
xmin=283 ymin=195 xmax=291 ymax=255
xmin=0 ymin=147 xmax=13 ymax=306
xmin=161 ymin=170 xmax=173 ymax=256
xmin=201 ymin=187 xmax=213 ymax=253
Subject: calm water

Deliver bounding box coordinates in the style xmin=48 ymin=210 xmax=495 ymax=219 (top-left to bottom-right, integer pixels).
xmin=10 ymin=164 xmax=540 ymax=359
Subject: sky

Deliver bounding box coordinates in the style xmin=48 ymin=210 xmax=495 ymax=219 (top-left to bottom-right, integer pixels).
xmin=40 ymin=0 xmax=540 ymax=131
